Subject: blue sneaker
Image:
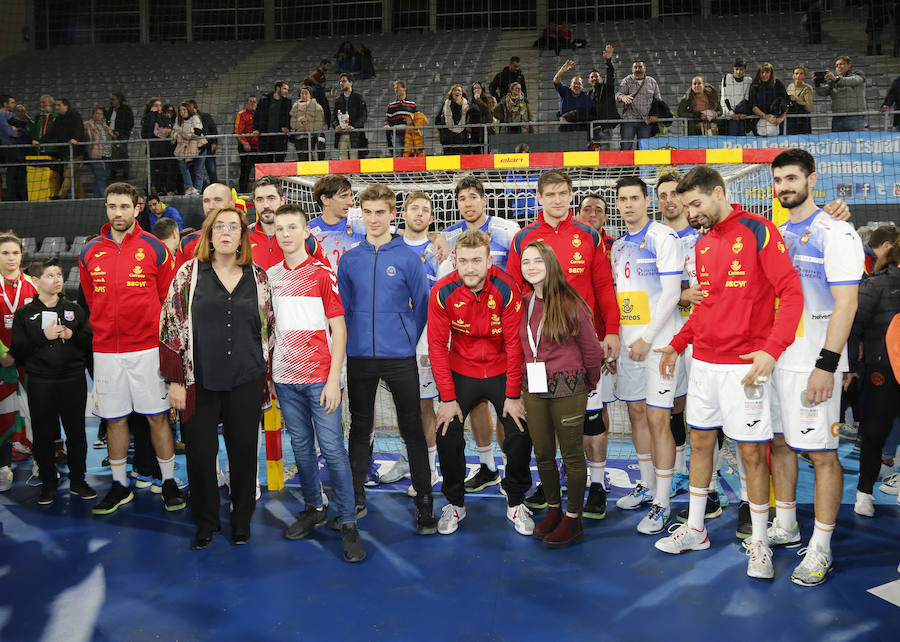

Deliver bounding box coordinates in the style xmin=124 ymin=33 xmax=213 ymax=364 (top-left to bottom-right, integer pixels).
xmin=151 ymin=476 xmax=188 ymax=494
xmin=364 ymin=456 xmax=380 ymax=487
xmin=134 ymin=474 xmax=154 ymax=490
xmin=637 ymin=503 xmax=671 ymax=534
xmin=669 ymin=472 xmax=691 ymax=498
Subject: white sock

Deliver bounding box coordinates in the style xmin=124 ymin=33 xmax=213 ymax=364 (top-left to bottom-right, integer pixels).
xmin=775 ymin=500 xmax=797 ymax=529
xmin=427 ymin=446 xmax=437 ymax=473
xmin=655 ymin=469 xmax=673 ymax=509
xmin=637 ymin=453 xmax=654 ymax=489
xmin=735 ymin=448 xmax=749 ymax=502
xmin=674 ymin=445 xmax=686 ymax=474
xmin=157 ymin=455 xmax=175 ymax=481
xmin=477 ymin=446 xmax=496 ymax=471
xmin=110 ymin=457 xmax=128 ymax=486
xmin=748 ymin=501 xmax=769 ymax=543
xmin=688 ymin=486 xmax=708 ymax=530
xmin=588 ymin=460 xmax=606 ymax=488
xmin=808 ymin=520 xmax=834 ymax=553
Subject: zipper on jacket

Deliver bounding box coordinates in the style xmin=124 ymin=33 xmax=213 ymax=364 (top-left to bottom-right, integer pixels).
xmin=371 ymin=246 xmax=378 ymax=357
xmin=398 ymin=314 xmax=411 ymax=346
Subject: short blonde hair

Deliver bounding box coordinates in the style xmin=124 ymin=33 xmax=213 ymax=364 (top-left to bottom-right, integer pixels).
xmin=404 ymin=191 xmax=432 ymax=211
xmin=455 ymin=229 xmax=491 ymax=254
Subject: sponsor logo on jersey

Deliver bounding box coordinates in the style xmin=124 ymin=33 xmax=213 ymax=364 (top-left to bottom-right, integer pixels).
xmin=699 ymin=246 xmax=710 ymax=254
xmin=132 ymin=265 xmax=143 ymax=275
xmin=515 ymin=301 xmax=522 ymax=312
xmin=491 ymin=314 xmax=500 ymax=324
xmin=453 ymin=301 xmax=466 ymax=308
xmin=830 ymin=422 xmax=840 ymax=437
xmin=94 ymin=251 xmax=107 ymax=258
xmin=732 ymin=237 xmax=743 ymax=253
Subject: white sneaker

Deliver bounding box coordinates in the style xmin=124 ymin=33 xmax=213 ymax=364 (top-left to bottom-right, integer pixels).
xmin=506 ymin=504 xmax=534 ymax=536
xmin=216 ymin=465 xmax=228 ymax=489
xmin=655 ymin=523 xmax=710 ymax=554
xmin=854 ymin=491 xmax=875 ymax=517
xmin=767 ymin=518 xmax=802 ymax=548
xmin=438 ymin=504 xmax=466 ymax=535
xmin=616 ymin=482 xmax=654 ymax=510
xmin=746 ymin=539 xmax=775 ymax=579
xmin=879 ymin=463 xmax=894 ymax=481
xmin=379 ymin=457 xmax=411 ymax=484
xmin=407 ymin=469 xmax=441 ymax=497
xmin=0 ymin=466 xmax=13 ymax=492
xmin=878 ymin=472 xmax=900 ymax=495
xmin=791 ymin=546 xmax=834 ymax=586
xmin=637 ymin=503 xmax=670 ymax=534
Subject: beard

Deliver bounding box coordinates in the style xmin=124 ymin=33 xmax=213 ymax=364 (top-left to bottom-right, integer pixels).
xmin=777 ymin=186 xmax=808 ymax=209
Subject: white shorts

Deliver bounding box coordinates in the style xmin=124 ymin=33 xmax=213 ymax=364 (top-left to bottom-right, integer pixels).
xmin=675 ymin=344 xmax=692 ymax=398
xmin=93 ymin=348 xmax=169 ymax=419
xmin=685 ymin=358 xmax=772 ymax=442
xmin=586 ymin=370 xmax=616 ymax=412
xmin=416 ymin=353 xmax=438 ymax=400
xmin=616 ymin=349 xmax=676 ymax=409
xmin=771 ymin=367 xmax=841 ymax=451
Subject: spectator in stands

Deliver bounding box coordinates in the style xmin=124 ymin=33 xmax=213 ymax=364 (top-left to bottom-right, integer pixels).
xmin=105 ymin=92 xmax=133 ymax=181
xmin=152 ymin=217 xmax=180 ymax=257
xmin=335 ymin=40 xmax=355 ymax=72
xmin=305 ymin=60 xmax=332 ymax=149
xmin=617 ymin=60 xmax=661 ymax=150
xmin=493 ymin=81 xmax=533 ymax=134
xmin=749 ymin=62 xmax=789 ymax=136
xmin=39 ymin=98 xmax=85 ymax=199
xmin=29 ymin=94 xmax=57 ymax=150
xmin=305 ymin=59 xmax=331 ymax=91
xmin=254 ymin=80 xmax=292 ymax=164
xmin=234 ymin=94 xmax=258 ymax=193
xmin=435 ymin=84 xmax=471 ymax=155
xmin=354 ymin=44 xmax=376 ymax=80
xmin=866 ymin=0 xmax=890 ymax=55
xmin=141 ymin=97 xmax=173 ymax=195
xmin=587 ymin=45 xmax=619 ymax=145
xmin=188 ymin=100 xmax=218 ymax=187
xmin=146 ymin=193 xmax=185 ymax=231
xmin=0 ymin=94 xmax=29 ymax=201
xmin=160 ymin=104 xmax=180 ymax=193
xmin=815 ymin=56 xmax=867 ymax=132
xmin=82 ymin=106 xmax=114 ymax=198
xmin=402 ymin=112 xmax=428 ymax=157
xmin=490 ymin=56 xmax=528 ymax=102
xmin=880 ymin=76 xmax=900 ymax=130
xmin=721 ymin=57 xmax=751 ymax=136
xmin=385 ymin=80 xmax=417 ymax=156
xmin=553 ymin=60 xmax=593 ymax=132
xmin=805 ymin=0 xmax=823 ymax=44
xmin=291 ymin=86 xmax=326 ymax=162
xmin=470 ymin=81 xmax=498 ymax=152
xmin=172 ymin=102 xmax=206 ymax=196
xmin=332 ymin=73 xmax=368 ymax=160
xmin=677 ymin=76 xmax=722 ymax=136
xmin=786 ymin=65 xmax=814 ymax=135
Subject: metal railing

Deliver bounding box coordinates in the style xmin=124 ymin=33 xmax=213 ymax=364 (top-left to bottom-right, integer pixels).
xmin=0 ymin=109 xmax=896 ymax=201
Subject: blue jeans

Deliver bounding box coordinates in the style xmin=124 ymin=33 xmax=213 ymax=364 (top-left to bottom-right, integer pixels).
xmin=619 ymin=121 xmax=654 ymax=150
xmin=178 ymin=158 xmax=203 ymax=191
xmin=831 ymin=115 xmax=865 ymax=132
xmin=87 ymin=159 xmax=107 ymax=198
xmin=201 ymin=148 xmax=218 ymax=186
xmin=727 ymin=119 xmax=747 ymax=136
xmin=275 ymin=382 xmax=356 ymax=525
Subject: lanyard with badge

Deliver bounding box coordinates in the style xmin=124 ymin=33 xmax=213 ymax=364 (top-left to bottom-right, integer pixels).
xmin=2 ymin=274 xmax=22 ymax=330
xmin=526 ymin=295 xmax=549 ymax=393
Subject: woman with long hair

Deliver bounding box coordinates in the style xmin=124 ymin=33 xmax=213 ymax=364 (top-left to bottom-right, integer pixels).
xmin=749 ymin=62 xmax=789 ymax=136
xmin=518 ymin=241 xmax=605 ymax=548
xmin=469 ymin=81 xmax=497 ymax=152
xmin=172 ymin=102 xmax=206 ymax=195
xmin=290 ymin=86 xmax=326 ymax=162
xmin=493 ymin=81 xmax=534 ymax=134
xmin=436 ymin=84 xmax=472 ymax=155
xmin=159 ymin=207 xmax=274 ymax=549
xmin=140 ymin=97 xmax=173 ymax=194
xmin=676 ymin=76 xmax=722 ymax=135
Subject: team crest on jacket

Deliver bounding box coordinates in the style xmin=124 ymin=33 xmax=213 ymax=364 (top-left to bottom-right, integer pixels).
xmin=64 ymin=310 xmax=75 ymax=321
xmin=386 ymin=265 xmax=397 ymax=277
xmin=777 ymin=240 xmax=786 ymax=253
xmin=732 ymin=237 xmax=743 ymax=253
xmin=572 ymin=234 xmax=582 ymax=247
xmin=135 ymin=248 xmax=145 ymax=261
xmin=487 ymin=295 xmax=496 ymax=309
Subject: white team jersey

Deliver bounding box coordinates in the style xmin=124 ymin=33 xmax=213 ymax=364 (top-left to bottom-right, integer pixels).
xmin=611 ymin=219 xmax=684 ymax=347
xmin=675 ymin=225 xmax=700 ymax=329
xmin=441 ymin=215 xmax=520 ymax=272
xmin=777 ymin=209 xmax=864 ymax=373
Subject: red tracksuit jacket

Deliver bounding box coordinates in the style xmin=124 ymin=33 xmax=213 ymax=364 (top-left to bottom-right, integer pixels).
xmin=428 ymin=265 xmax=524 ymax=400
xmin=670 ymin=205 xmax=803 ymax=364
xmin=79 ymin=223 xmax=176 ymax=353
xmin=178 ymin=226 xmax=329 ymax=270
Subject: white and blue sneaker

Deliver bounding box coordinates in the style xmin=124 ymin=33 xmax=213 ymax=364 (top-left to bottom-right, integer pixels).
xmin=669 ymin=472 xmax=690 ymax=498
xmin=380 ymin=456 xmax=411 ymax=484
xmin=637 ymin=503 xmax=671 ymax=534
xmin=616 ymin=482 xmax=654 ymax=510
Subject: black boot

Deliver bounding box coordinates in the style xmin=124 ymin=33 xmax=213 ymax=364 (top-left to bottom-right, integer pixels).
xmin=415 ymin=493 xmax=438 ymax=535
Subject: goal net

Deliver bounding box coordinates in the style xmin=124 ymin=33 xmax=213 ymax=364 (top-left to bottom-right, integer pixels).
xmin=256 ymin=149 xmax=781 ymax=474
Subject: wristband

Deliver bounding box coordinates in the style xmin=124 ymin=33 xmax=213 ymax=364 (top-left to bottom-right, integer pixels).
xmin=815 ymin=348 xmax=840 ymax=373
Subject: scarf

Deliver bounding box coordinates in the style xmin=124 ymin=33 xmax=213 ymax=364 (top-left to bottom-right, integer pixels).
xmin=443 ymin=97 xmax=468 ymax=133
xmin=504 ymin=94 xmax=527 ymax=122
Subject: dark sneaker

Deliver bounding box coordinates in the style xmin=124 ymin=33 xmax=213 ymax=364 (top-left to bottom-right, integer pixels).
xmin=328 ymin=503 xmax=368 ymax=530
xmin=38 ymin=484 xmax=57 ymax=505
xmin=284 ymin=505 xmax=327 ymax=540
xmin=464 ymin=464 xmax=501 ymax=492
xmin=92 ymin=482 xmax=134 ymax=515
xmin=415 ymin=494 xmax=438 ymax=535
xmin=583 ymin=483 xmax=607 ymax=519
xmin=524 ymin=483 xmax=548 ymax=509
xmin=161 ymin=478 xmax=186 ymax=512
xmin=69 ymin=480 xmax=98 ymax=500
xmin=341 ymin=523 xmax=366 ymax=562
xmin=676 ymin=491 xmax=723 ymax=523
xmin=736 ymin=501 xmax=752 ymax=540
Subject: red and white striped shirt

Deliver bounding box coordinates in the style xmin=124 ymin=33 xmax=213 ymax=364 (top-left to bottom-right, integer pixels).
xmin=268 ymin=256 xmax=344 ymax=385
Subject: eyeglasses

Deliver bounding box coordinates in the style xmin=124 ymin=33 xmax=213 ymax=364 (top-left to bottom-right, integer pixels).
xmin=212 ymin=222 xmax=240 ymax=233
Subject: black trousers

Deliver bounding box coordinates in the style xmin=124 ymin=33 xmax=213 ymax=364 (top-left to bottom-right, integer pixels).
xmin=27 ymin=376 xmax=87 ymax=486
xmin=128 ymin=413 xmax=161 ymax=478
xmin=858 ymin=365 xmax=900 ymax=494
xmin=184 ymin=376 xmax=265 ymax=536
xmin=238 ymin=149 xmax=256 ymax=193
xmin=347 ymin=357 xmax=431 ymax=500
xmin=437 ymin=372 xmax=532 ymax=507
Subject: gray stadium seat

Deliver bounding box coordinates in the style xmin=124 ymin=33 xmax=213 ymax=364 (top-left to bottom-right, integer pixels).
xmin=34 ymin=236 xmax=67 ymax=258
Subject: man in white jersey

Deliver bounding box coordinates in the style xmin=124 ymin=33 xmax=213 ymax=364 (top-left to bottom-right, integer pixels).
xmin=378 ymin=191 xmax=444 ymax=495
xmin=610 ymin=176 xmax=684 ymax=534
xmin=768 ymin=148 xmax=863 ymax=586
xmin=440 ymin=175 xmax=521 ymax=492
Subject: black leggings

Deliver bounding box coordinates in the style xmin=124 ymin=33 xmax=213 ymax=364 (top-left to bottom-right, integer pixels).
xmin=27 ymin=376 xmax=88 ymax=486
xmin=858 ymin=365 xmax=900 ymax=494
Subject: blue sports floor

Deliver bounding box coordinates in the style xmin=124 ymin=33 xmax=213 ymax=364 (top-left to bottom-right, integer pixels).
xmin=1 ymin=423 xmax=898 ymax=641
